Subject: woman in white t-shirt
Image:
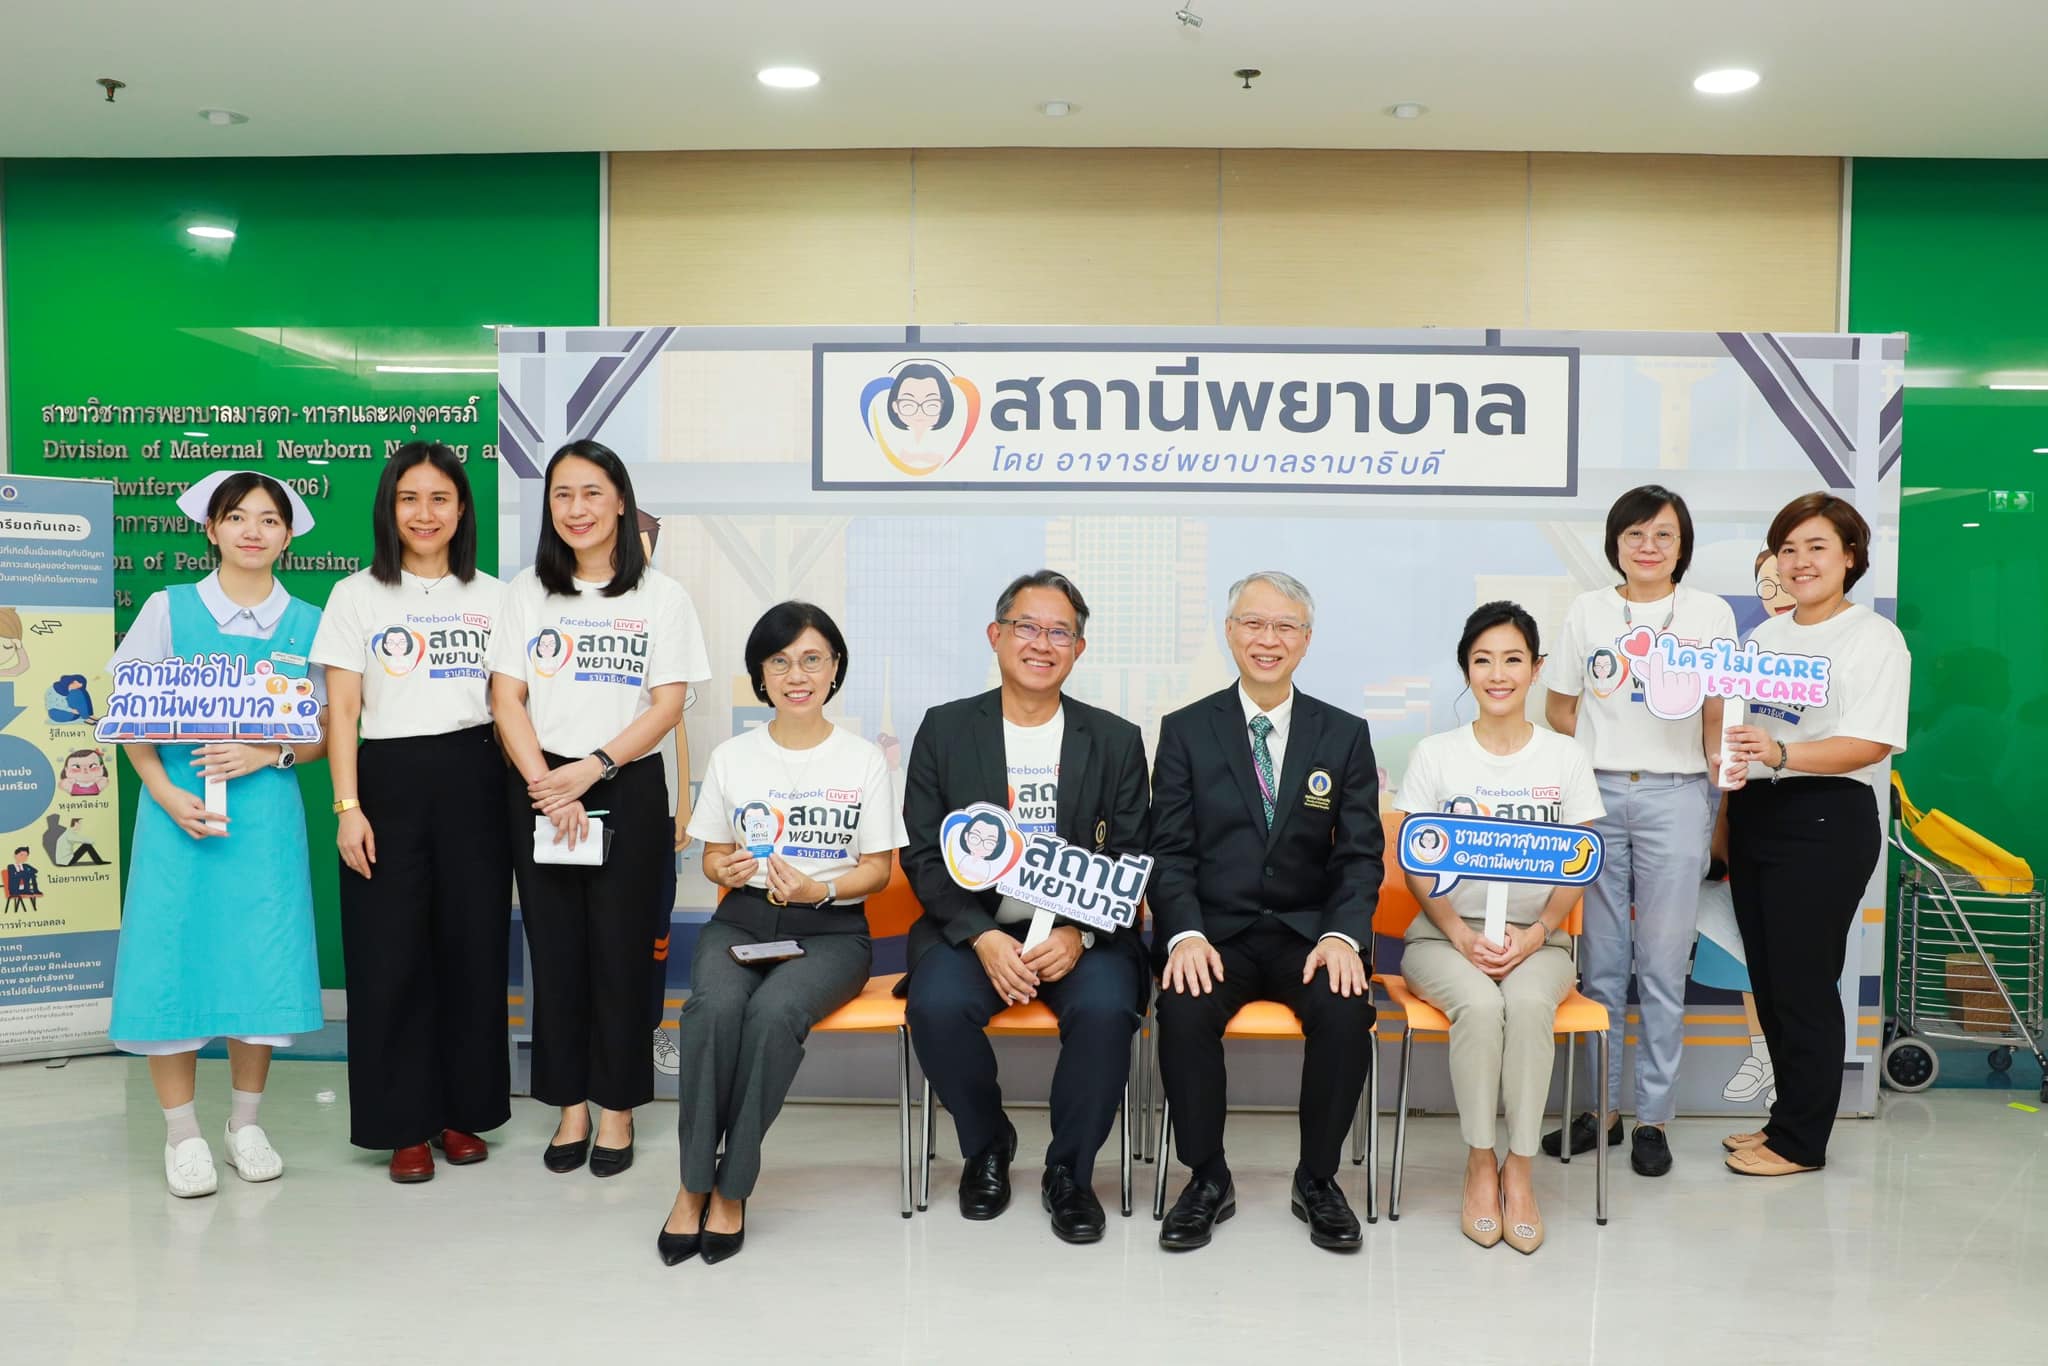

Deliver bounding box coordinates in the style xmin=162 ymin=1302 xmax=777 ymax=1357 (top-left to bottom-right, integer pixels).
xmin=311 ymin=442 xmax=510 ymax=1185
xmin=1543 ymin=484 xmax=1735 ymax=1177
xmin=1720 ymin=493 xmax=1909 ymax=1178
xmin=489 ymin=440 xmax=711 ymax=1181
xmin=658 ymin=603 xmax=905 ymax=1266
xmin=1398 ymin=601 xmax=1604 ymax=1254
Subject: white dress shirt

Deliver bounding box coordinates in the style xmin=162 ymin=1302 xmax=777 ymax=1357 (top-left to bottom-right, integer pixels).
xmin=1167 ymin=684 xmax=1359 ymax=955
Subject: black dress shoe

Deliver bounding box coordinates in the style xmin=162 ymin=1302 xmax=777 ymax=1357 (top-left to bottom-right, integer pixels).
xmin=1541 ymin=1111 xmax=1623 ymax=1157
xmin=1041 ymin=1165 xmax=1106 ymax=1245
xmin=1631 ymin=1124 xmax=1673 ymax=1177
xmin=701 ymin=1201 xmax=746 ymax=1265
xmin=657 ymin=1206 xmax=706 ymax=1266
xmin=590 ymin=1119 xmax=635 ymax=1178
xmin=1290 ymin=1173 xmax=1362 ymax=1251
xmin=957 ymin=1122 xmax=1018 ymax=1221
xmin=542 ymin=1135 xmax=591 ymax=1173
xmin=1158 ymin=1175 xmax=1235 ymax=1251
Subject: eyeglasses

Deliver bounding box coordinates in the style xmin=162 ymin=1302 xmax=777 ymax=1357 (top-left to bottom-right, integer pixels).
xmin=996 ymin=618 xmax=1078 ymax=648
xmin=892 ymin=397 xmax=946 ymax=417
xmin=765 ymin=651 xmax=835 ymax=676
xmin=1228 ymin=615 xmax=1307 ymax=640
xmin=1756 ymin=579 xmax=1786 ymax=599
xmin=1620 ymin=529 xmax=1680 ymax=550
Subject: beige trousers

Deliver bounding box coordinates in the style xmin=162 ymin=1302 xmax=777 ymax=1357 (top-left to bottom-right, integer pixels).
xmin=1400 ymin=920 xmax=1576 ymax=1156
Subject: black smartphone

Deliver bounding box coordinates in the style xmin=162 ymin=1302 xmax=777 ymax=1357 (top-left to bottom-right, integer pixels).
xmin=728 ymin=939 xmax=806 ymax=966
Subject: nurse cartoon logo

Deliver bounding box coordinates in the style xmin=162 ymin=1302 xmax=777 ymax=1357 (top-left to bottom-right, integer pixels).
xmin=940 ymin=803 xmax=1024 ymax=891
xmin=857 ymin=359 xmax=983 ymax=478
xmin=736 ymin=800 xmax=783 ymax=859
xmin=374 ymin=625 xmax=427 ymax=678
xmin=58 ymin=748 xmax=108 ymax=797
xmin=1587 ymin=646 xmax=1627 ymax=700
xmin=529 ymin=627 xmax=573 ymax=679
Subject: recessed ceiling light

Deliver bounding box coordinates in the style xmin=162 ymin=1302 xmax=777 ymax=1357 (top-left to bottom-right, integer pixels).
xmin=1694 ymin=68 xmax=1760 ymax=95
xmin=198 ymin=108 xmax=248 ymax=126
xmin=2033 ymin=447 xmax=2048 ymax=454
xmin=374 ymin=365 xmax=496 ymax=375
xmin=757 ymin=67 xmax=820 ymax=89
xmin=1962 ymin=521 xmax=1982 ymax=528
xmin=1990 ymin=383 xmax=2048 ymax=391
xmin=1040 ymin=100 xmax=1074 ymax=117
xmin=1388 ymin=102 xmax=1427 ymax=120
xmin=186 ymin=224 xmax=235 ymax=240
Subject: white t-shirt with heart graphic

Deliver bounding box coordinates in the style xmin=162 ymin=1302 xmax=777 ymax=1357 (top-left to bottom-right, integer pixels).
xmin=1550 ymin=583 xmax=1736 ymax=775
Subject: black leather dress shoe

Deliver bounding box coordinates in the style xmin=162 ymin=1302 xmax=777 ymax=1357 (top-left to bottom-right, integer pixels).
xmin=957 ymin=1122 xmax=1018 ymax=1221
xmin=1541 ymin=1111 xmax=1623 ymax=1157
xmin=542 ymin=1135 xmax=591 ymax=1174
xmin=701 ymin=1201 xmax=746 ymax=1266
xmin=1631 ymin=1124 xmax=1673 ymax=1177
xmin=590 ymin=1119 xmax=635 ymax=1178
xmin=1041 ymin=1165 xmax=1106 ymax=1244
xmin=1158 ymin=1175 xmax=1235 ymax=1251
xmin=657 ymin=1208 xmax=705 ymax=1266
xmin=1290 ymin=1174 xmax=1362 ymax=1251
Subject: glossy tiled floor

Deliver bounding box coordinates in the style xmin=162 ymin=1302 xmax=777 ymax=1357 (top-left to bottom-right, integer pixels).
xmin=4 ymin=1055 xmax=2045 ymax=1364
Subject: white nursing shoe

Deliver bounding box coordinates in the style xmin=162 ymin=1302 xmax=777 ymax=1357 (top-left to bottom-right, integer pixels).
xmin=165 ymin=1137 xmax=219 ymax=1198
xmin=222 ymin=1122 xmax=284 ymax=1183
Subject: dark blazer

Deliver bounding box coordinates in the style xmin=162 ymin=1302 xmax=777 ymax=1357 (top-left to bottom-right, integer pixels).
xmin=1147 ymin=684 xmax=1383 ymax=964
xmin=901 ymin=689 xmax=1151 ymax=995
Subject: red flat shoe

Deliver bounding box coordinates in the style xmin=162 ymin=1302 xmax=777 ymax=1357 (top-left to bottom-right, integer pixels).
xmin=390 ymin=1144 xmax=435 ymax=1183
xmin=434 ymin=1130 xmax=489 ymax=1165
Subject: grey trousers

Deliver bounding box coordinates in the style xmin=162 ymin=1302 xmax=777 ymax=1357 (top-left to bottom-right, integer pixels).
xmin=675 ymin=919 xmax=871 ymax=1199
xmin=1578 ymin=770 xmax=1715 ymax=1125
xmin=1401 ymin=922 xmax=1575 ymax=1156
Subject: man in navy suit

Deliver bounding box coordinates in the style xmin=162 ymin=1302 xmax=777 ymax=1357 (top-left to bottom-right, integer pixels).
xmin=1149 ymin=571 xmax=1383 ymax=1251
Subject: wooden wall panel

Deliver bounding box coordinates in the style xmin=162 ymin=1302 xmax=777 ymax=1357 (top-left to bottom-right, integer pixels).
xmin=1527 ymin=153 xmax=1840 ymax=331
xmin=1219 ymin=150 xmax=1528 ymax=327
xmin=609 ymin=150 xmax=912 ymax=324
xmin=909 ymin=149 xmax=1219 ymax=324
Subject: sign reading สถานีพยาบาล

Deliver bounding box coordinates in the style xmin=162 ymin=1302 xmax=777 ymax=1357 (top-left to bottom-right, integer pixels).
xmin=940 ymin=801 xmax=1150 ymax=935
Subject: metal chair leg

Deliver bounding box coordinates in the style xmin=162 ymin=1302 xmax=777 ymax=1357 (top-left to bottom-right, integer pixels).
xmin=1352 ymin=1083 xmax=1366 ymax=1166
xmin=1595 ymin=1030 xmax=1610 ymax=1226
xmin=1151 ymin=1096 xmax=1172 ymax=1220
xmin=897 ymin=1025 xmax=912 ymax=1219
xmin=1561 ymin=1032 xmax=1576 ymax=1165
xmin=1363 ymin=1033 xmax=1379 ymax=1224
xmin=1389 ymin=1027 xmax=1415 ymax=1221
xmin=919 ymin=1077 xmax=933 ymax=1213
xmin=1119 ymin=1081 xmax=1133 ymax=1217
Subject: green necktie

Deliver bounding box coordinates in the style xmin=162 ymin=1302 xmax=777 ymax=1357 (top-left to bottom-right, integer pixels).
xmin=1249 ymin=713 xmax=1276 ymax=829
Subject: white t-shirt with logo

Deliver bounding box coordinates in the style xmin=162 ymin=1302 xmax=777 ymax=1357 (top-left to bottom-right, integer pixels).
xmin=1551 ymin=583 xmax=1737 ymax=775
xmin=487 ymin=566 xmax=711 ymax=758
xmin=996 ymin=708 xmax=1064 ymax=925
xmin=1744 ymin=604 xmax=1910 ymax=787
xmin=311 ymin=569 xmax=499 ymax=739
xmin=686 ymin=724 xmax=906 ymax=900
xmin=1395 ymin=724 xmax=1605 ymax=926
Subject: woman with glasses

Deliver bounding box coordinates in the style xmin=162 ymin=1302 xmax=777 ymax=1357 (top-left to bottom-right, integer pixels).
xmin=1544 ymin=484 xmax=1735 ymax=1178
xmin=658 ymin=602 xmax=905 ymax=1266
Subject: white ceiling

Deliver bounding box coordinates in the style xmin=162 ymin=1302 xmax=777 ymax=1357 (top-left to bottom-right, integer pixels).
xmin=6 ymin=0 xmax=2047 ymax=160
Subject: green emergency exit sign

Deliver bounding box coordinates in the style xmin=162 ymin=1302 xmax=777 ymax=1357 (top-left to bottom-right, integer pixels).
xmin=1989 ymin=489 xmax=2035 ymax=513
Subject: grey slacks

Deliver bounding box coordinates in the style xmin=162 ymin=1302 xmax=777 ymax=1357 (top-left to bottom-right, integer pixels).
xmin=1401 ymin=920 xmax=1575 ymax=1157
xmin=675 ymin=919 xmax=871 ymax=1199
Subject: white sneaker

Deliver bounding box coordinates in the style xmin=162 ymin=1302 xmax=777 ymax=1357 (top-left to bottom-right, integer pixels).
xmin=1722 ymin=1055 xmax=1775 ymax=1103
xmin=165 ymin=1137 xmax=219 ymax=1198
xmin=652 ymin=1027 xmax=680 ymax=1077
xmin=222 ymin=1122 xmax=284 ymax=1183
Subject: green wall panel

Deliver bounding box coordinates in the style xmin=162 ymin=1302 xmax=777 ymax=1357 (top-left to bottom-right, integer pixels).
xmin=3 ymin=153 xmax=601 ymax=988
xmin=1849 ymin=158 xmax=2048 ymax=887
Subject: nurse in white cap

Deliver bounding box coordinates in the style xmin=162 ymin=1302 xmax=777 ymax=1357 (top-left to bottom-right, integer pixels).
xmin=106 ymin=469 xmax=328 ymax=1197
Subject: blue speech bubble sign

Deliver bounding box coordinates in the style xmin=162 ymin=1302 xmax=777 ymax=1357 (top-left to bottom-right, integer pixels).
xmin=1398 ymin=813 xmax=1604 ymax=898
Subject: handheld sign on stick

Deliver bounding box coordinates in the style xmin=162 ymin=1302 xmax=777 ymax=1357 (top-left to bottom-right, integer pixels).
xmin=1398 ymin=812 xmax=1605 ymax=948
xmin=940 ymin=802 xmax=1152 ymax=945
xmin=97 ymin=655 xmax=322 ymax=834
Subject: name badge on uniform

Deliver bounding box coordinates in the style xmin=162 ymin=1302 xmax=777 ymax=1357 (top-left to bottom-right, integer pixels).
xmin=272 ymin=651 xmax=307 ymax=668
xmin=1304 ymin=768 xmax=1333 ymax=811
xmin=1094 ymin=818 xmax=1108 ymax=850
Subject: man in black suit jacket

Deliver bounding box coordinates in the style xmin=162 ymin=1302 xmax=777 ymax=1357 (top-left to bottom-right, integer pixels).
xmin=1150 ymin=571 xmax=1384 ymax=1252
xmin=903 ymin=570 xmax=1150 ymax=1244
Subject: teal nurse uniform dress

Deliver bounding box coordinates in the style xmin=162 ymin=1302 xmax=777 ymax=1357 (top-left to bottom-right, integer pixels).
xmin=108 ymin=583 xmax=324 ymax=1045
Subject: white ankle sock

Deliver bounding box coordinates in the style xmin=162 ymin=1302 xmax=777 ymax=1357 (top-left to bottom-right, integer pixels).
xmin=1750 ymin=1034 xmax=1769 ymax=1060
xmin=228 ymin=1088 xmax=263 ymax=1133
xmin=163 ymin=1101 xmax=201 ymax=1147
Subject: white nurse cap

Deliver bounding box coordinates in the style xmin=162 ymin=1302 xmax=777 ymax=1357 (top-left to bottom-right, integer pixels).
xmin=175 ymin=469 xmax=317 ymax=535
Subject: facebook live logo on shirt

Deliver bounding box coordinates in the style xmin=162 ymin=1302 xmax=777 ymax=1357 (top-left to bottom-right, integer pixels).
xmin=534 ymin=616 xmax=649 ymax=687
